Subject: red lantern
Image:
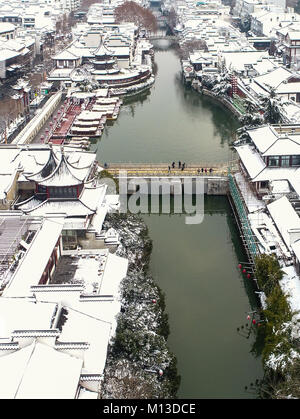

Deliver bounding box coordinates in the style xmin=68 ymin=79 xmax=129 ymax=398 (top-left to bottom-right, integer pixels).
xmin=158 ymin=369 xmax=163 ymax=376
xmin=238 ymin=264 xmax=242 ymax=269
xmin=247 ymin=315 xmax=251 ymax=320
xmin=247 ymin=273 xmax=251 ymax=279
xmin=252 ymin=319 xmax=256 ymax=325
xmin=242 ymin=269 xmax=246 ymax=273
xmin=152 ymin=299 xmax=157 ymax=304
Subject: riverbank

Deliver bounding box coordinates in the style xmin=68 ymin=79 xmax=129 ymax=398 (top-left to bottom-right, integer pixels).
xmin=100 ymin=213 xmax=180 ymax=399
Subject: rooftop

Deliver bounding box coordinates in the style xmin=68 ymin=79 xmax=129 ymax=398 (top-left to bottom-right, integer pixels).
xmin=0 ymin=341 xmax=83 ymax=399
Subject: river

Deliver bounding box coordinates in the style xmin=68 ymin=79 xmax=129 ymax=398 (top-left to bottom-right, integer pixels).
xmin=94 ymin=40 xmax=239 ymax=164
xmin=97 ymin=41 xmax=264 ymax=398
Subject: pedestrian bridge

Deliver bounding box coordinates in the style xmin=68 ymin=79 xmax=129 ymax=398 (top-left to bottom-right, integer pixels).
xmin=147 ymin=35 xmax=178 ymax=41
xmin=102 ymin=162 xmax=232 ymax=178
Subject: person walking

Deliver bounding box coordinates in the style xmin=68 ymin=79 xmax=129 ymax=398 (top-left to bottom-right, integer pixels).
xmin=172 ymin=161 xmax=175 ymax=169
xmin=178 ymin=161 xmax=181 ymax=168
xmin=205 ymin=168 xmax=207 ymax=174
xmin=201 ymin=168 xmax=204 ymax=174
xmin=168 ymin=165 xmax=171 ymax=173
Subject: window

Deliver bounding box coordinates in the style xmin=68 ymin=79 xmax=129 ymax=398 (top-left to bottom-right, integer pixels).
xmin=281 ymin=156 xmax=290 ymax=167
xmin=268 ymin=156 xmax=280 ymax=167
xmin=291 ymin=156 xmax=300 ymax=166
xmin=260 ymin=181 xmax=268 ymax=189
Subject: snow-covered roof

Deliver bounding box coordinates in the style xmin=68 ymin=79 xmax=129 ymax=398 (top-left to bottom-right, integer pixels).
xmin=262 ymin=137 xmax=300 ymax=157
xmin=0 ymin=22 xmax=15 ymax=33
xmin=276 ymin=82 xmax=300 ymax=95
xmin=52 ymin=49 xmax=79 ymax=61
xmin=270 ymin=179 xmax=291 ymax=194
xmin=26 ymin=148 xmax=59 ymax=182
xmin=247 ymin=125 xmax=279 ymax=153
xmin=267 ymin=196 xmax=300 ymax=248
xmin=0 ymin=298 xmax=57 ymax=340
xmin=0 ymin=48 xmax=20 ymax=61
xmin=100 ymin=253 xmax=128 ymax=297
xmin=0 ymin=341 xmax=83 ymax=399
xmin=254 ymin=67 xmax=295 ymax=90
xmin=221 ymin=50 xmax=269 ymax=72
xmin=37 ymin=154 xmax=88 ymax=187
xmin=17 ymin=198 xmax=95 ymax=217
xmin=287 ymin=31 xmax=300 ymax=40
xmin=3 ymin=218 xmax=64 ymax=298
xmin=235 ymin=144 xmax=266 ymax=179
xmin=80 ymin=184 xmax=107 ymax=212
xmin=58 ymin=307 xmax=112 ymax=375
xmin=93 ymin=38 xmax=114 ymax=57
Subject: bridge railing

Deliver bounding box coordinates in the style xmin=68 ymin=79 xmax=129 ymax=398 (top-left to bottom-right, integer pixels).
xmin=101 ymin=162 xmax=232 ymax=169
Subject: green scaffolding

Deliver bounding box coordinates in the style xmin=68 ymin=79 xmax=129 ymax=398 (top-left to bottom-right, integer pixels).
xmin=228 ymin=172 xmax=258 ymax=259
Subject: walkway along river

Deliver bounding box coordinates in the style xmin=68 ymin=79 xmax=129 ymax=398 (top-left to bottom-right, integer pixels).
xmin=97 ymin=41 xmax=264 ymax=398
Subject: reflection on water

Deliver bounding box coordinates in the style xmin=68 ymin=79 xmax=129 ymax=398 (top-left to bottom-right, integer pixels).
xmin=142 ymin=196 xmax=263 ymax=399
xmin=95 ymin=41 xmax=239 ymax=164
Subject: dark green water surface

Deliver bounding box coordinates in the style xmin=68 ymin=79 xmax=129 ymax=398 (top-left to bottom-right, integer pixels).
xmin=95 ymin=40 xmax=239 ymax=164
xmin=97 ymin=42 xmax=263 ymax=398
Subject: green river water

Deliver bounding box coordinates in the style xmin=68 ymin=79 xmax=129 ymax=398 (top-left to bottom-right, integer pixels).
xmin=96 ymin=41 xmax=264 ymax=398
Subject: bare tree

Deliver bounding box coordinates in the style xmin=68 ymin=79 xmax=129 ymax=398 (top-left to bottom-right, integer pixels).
xmin=114 ymin=1 xmax=157 ymax=33
xmin=177 ymin=39 xmax=208 ymax=60
xmin=166 ymin=7 xmax=177 ymax=31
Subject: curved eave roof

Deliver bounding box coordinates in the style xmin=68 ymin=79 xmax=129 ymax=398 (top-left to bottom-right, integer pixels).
xmin=26 ymin=149 xmax=59 ymax=182
xmin=38 ymin=154 xmax=85 ymax=187
xmin=18 ymin=198 xmax=95 ymax=216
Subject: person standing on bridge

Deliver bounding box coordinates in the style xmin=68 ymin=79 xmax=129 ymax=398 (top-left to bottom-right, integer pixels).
xmin=205 ymin=168 xmax=207 ymax=174
xmin=209 ymin=168 xmax=213 ymax=174
xmin=168 ymin=165 xmax=171 ymax=173
xmin=178 ymin=161 xmax=181 ymax=169
xmin=172 ymin=162 xmax=175 ymax=169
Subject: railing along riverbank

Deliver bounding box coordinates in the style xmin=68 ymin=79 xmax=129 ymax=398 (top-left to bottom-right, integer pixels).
xmin=12 ymin=91 xmax=62 ymax=145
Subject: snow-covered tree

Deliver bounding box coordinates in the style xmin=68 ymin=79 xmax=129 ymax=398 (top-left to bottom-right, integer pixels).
xmin=260 ymin=88 xmax=288 ymax=124
xmin=201 ymin=74 xmax=216 ymax=90
xmin=239 ymin=99 xmax=263 ymax=127
xmin=211 ymin=73 xmax=232 ymax=97
xmin=100 ymin=214 xmax=181 ymax=399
